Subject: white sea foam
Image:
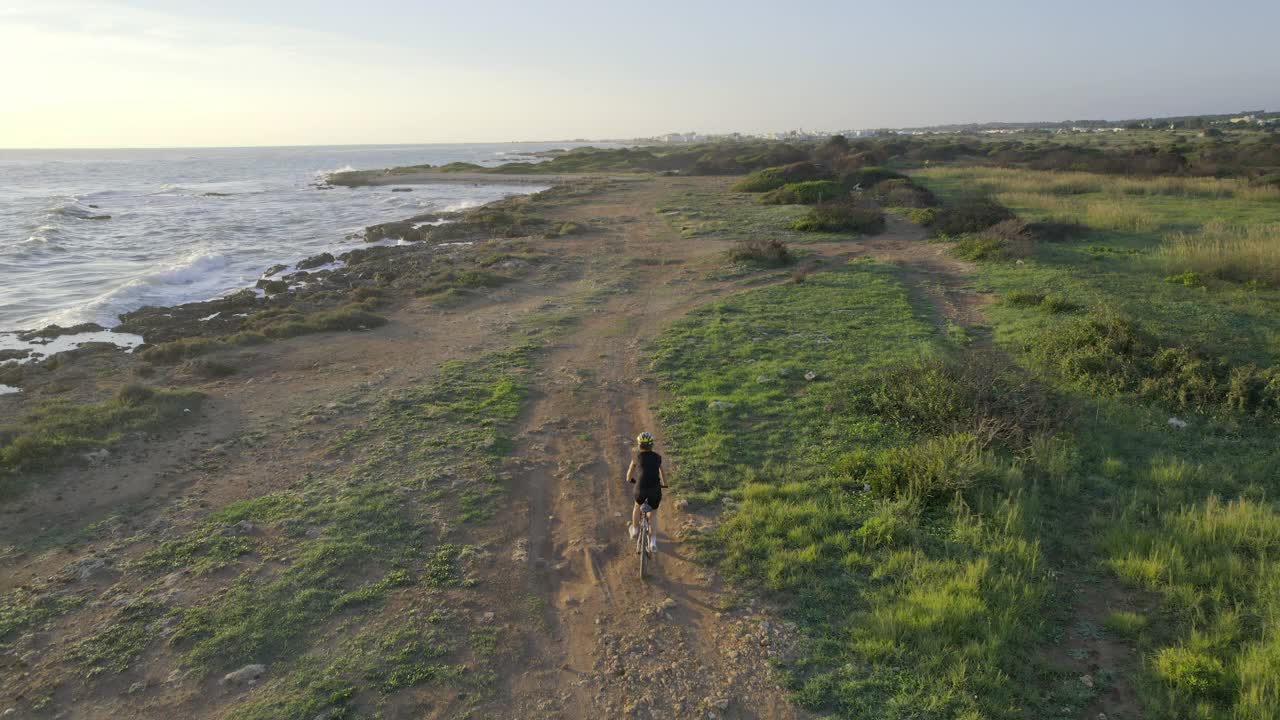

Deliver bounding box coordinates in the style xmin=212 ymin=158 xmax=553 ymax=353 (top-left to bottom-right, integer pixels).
xmin=1 ymin=142 xmax=613 ymax=331
xmin=0 ymin=385 xmax=20 ymax=395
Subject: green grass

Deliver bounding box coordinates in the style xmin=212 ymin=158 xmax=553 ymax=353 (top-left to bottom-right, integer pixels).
xmin=657 ymin=186 xmax=848 ymax=242
xmin=913 ymin=165 xmax=1280 ymax=719
xmin=651 ymin=261 xmax=1087 ymax=718
xmin=0 ymin=385 xmax=203 ymax=493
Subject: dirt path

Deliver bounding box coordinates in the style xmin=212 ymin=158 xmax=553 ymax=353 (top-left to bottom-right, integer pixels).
xmin=497 ymin=179 xmax=805 ymax=719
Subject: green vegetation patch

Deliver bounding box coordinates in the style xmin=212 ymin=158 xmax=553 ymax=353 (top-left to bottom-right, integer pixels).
xmin=792 ymin=203 xmax=886 ymax=234
xmin=758 ymin=180 xmax=845 ymax=205
xmin=0 ymin=384 xmax=203 ymax=493
xmin=652 ymin=261 xmax=1081 ymax=717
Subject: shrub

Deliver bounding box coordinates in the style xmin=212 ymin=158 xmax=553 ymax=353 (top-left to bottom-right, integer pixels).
xmin=838 ymin=166 xmax=907 ymax=190
xmin=183 ymin=358 xmax=237 ymax=379
xmin=952 ymin=219 xmax=1034 ymax=261
xmin=726 ymin=238 xmax=794 ymax=267
xmin=1103 ymin=610 xmax=1147 ymax=639
xmin=1154 ymin=646 xmax=1230 ymax=699
xmin=868 ymin=432 xmax=992 ymax=502
xmin=869 ymin=179 xmax=938 ymax=208
xmin=932 ymin=196 xmax=1017 ymax=236
xmin=1030 ymin=310 xmax=1280 ymax=416
xmin=140 ymin=338 xmax=216 ymax=364
xmin=853 ymin=353 xmax=1056 ymax=449
xmin=731 ymin=161 xmax=830 ymax=192
xmin=952 ymin=235 xmax=1010 ymax=261
xmin=757 ymin=180 xmax=844 ymax=205
xmin=792 ymin=203 xmax=886 ymax=234
xmin=116 ymin=383 xmax=154 ymax=407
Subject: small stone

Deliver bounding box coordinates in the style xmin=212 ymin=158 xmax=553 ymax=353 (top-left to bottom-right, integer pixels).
xmin=480 ymin=612 xmax=496 ymax=624
xmin=755 ymin=375 xmax=771 ymax=384
xmin=709 ymin=400 xmax=734 ymax=409
xmin=222 ymin=663 xmax=266 ymax=686
xmin=224 ymin=520 xmax=257 ymax=536
xmin=83 ymin=449 xmax=111 ymax=466
xmin=1168 ymin=417 xmax=1188 ymax=429
xmin=661 ymin=598 xmax=677 ymax=611
xmin=804 ymin=371 xmax=818 ymax=381
xmin=1080 ymin=674 xmax=1094 ymax=688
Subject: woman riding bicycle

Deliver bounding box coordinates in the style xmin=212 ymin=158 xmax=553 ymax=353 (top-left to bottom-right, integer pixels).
xmin=626 ymin=431 xmax=668 ymax=552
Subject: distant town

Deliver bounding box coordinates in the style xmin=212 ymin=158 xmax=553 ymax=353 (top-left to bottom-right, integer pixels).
xmin=631 ymin=110 xmax=1280 ymax=144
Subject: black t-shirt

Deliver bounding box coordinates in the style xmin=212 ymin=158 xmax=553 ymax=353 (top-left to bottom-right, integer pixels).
xmin=635 ymin=450 xmax=662 ymax=491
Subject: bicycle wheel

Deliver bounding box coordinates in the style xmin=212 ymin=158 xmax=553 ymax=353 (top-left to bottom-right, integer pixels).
xmin=639 ymin=520 xmax=649 ymax=579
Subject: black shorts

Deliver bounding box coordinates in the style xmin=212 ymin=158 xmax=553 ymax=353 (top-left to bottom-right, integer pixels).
xmin=634 ymin=490 xmax=662 ymax=510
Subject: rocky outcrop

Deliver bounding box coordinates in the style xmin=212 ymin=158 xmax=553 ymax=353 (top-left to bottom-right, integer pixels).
xmin=17 ymin=323 xmax=106 ymax=342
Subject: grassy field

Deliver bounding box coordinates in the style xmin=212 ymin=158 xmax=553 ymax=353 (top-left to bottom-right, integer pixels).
xmin=651 ymin=261 xmax=1099 ymax=719
xmin=900 ymin=165 xmax=1280 ymax=719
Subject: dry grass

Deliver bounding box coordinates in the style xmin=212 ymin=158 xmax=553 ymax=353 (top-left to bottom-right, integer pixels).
xmin=995 ymin=192 xmax=1159 ymax=232
xmin=919 ymin=166 xmax=1280 ymax=201
xmin=1157 ymin=220 xmax=1280 ymax=285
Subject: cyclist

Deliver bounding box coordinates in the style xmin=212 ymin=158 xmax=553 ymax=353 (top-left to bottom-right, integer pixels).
xmin=626 ymin=431 xmax=668 ymax=552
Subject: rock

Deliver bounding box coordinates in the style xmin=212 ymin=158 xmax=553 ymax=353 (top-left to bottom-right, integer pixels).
xmin=709 ymin=400 xmax=735 ymax=409
xmin=1080 ymin=674 xmax=1094 ymax=688
xmin=0 ymin=349 xmax=30 ymax=361
xmin=17 ymin=322 xmax=106 ymax=342
xmin=255 ymin=279 xmax=288 ymax=294
xmin=661 ymin=598 xmax=677 ymax=611
xmin=222 ymin=663 xmax=266 ymax=686
xmin=480 ymin=611 xmax=496 ymax=624
xmin=1168 ymin=417 xmax=1188 ymax=429
xmin=391 ymin=188 xmax=414 ymax=193
xmin=296 ymin=252 xmax=335 ymax=270
xmin=804 ymin=371 xmax=818 ymax=381
xmin=64 ymin=556 xmax=111 ymax=581
xmin=263 ymin=264 xmax=288 ymax=277
xmin=755 ymin=375 xmax=772 ymax=383
xmin=224 ymin=520 xmax=257 ymax=536
xmin=83 ymin=449 xmax=111 ymax=466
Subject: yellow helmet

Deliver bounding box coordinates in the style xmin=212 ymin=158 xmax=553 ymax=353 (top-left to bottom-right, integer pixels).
xmin=637 ymin=432 xmax=654 ymax=447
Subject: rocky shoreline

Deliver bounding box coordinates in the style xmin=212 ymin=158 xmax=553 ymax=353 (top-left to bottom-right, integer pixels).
xmin=0 ymin=179 xmax=600 ymax=394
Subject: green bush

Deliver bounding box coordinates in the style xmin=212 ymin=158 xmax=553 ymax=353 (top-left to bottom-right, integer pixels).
xmin=952 ymin=235 xmax=1011 ymax=261
xmin=183 ymin=358 xmax=237 ymax=379
xmin=725 ymin=238 xmax=794 ymax=266
xmin=853 ymin=353 xmax=1056 ymax=449
xmin=792 ymin=203 xmax=886 ymax=234
xmin=731 ymin=161 xmax=830 ymax=192
xmin=868 ymin=432 xmax=993 ymax=502
xmin=951 ymin=219 xmax=1034 ymax=261
xmin=140 ymin=338 xmax=216 ymax=364
xmin=838 ymin=166 xmax=907 ymax=190
xmin=757 ymin=180 xmax=844 ymax=205
xmin=1030 ymin=311 xmax=1280 ymax=416
xmin=932 ymin=196 xmax=1017 ymax=236
xmin=1154 ymin=646 xmax=1230 ymax=699
xmin=869 ymin=178 xmax=938 ymax=208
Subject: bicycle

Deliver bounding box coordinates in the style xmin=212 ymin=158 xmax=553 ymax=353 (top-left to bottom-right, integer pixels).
xmin=635 ymin=501 xmax=654 ymax=579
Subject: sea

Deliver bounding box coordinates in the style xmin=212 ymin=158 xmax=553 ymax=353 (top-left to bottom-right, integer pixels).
xmin=0 ymin=142 xmax=600 ymax=335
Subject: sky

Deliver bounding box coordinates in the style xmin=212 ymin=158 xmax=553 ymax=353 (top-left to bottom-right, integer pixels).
xmin=2 ymin=0 xmax=1278 ymax=148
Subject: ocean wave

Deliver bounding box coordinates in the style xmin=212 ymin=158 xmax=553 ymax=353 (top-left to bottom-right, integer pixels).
xmin=36 ymin=251 xmax=232 ymax=327
xmin=50 ymin=202 xmax=111 ymax=220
